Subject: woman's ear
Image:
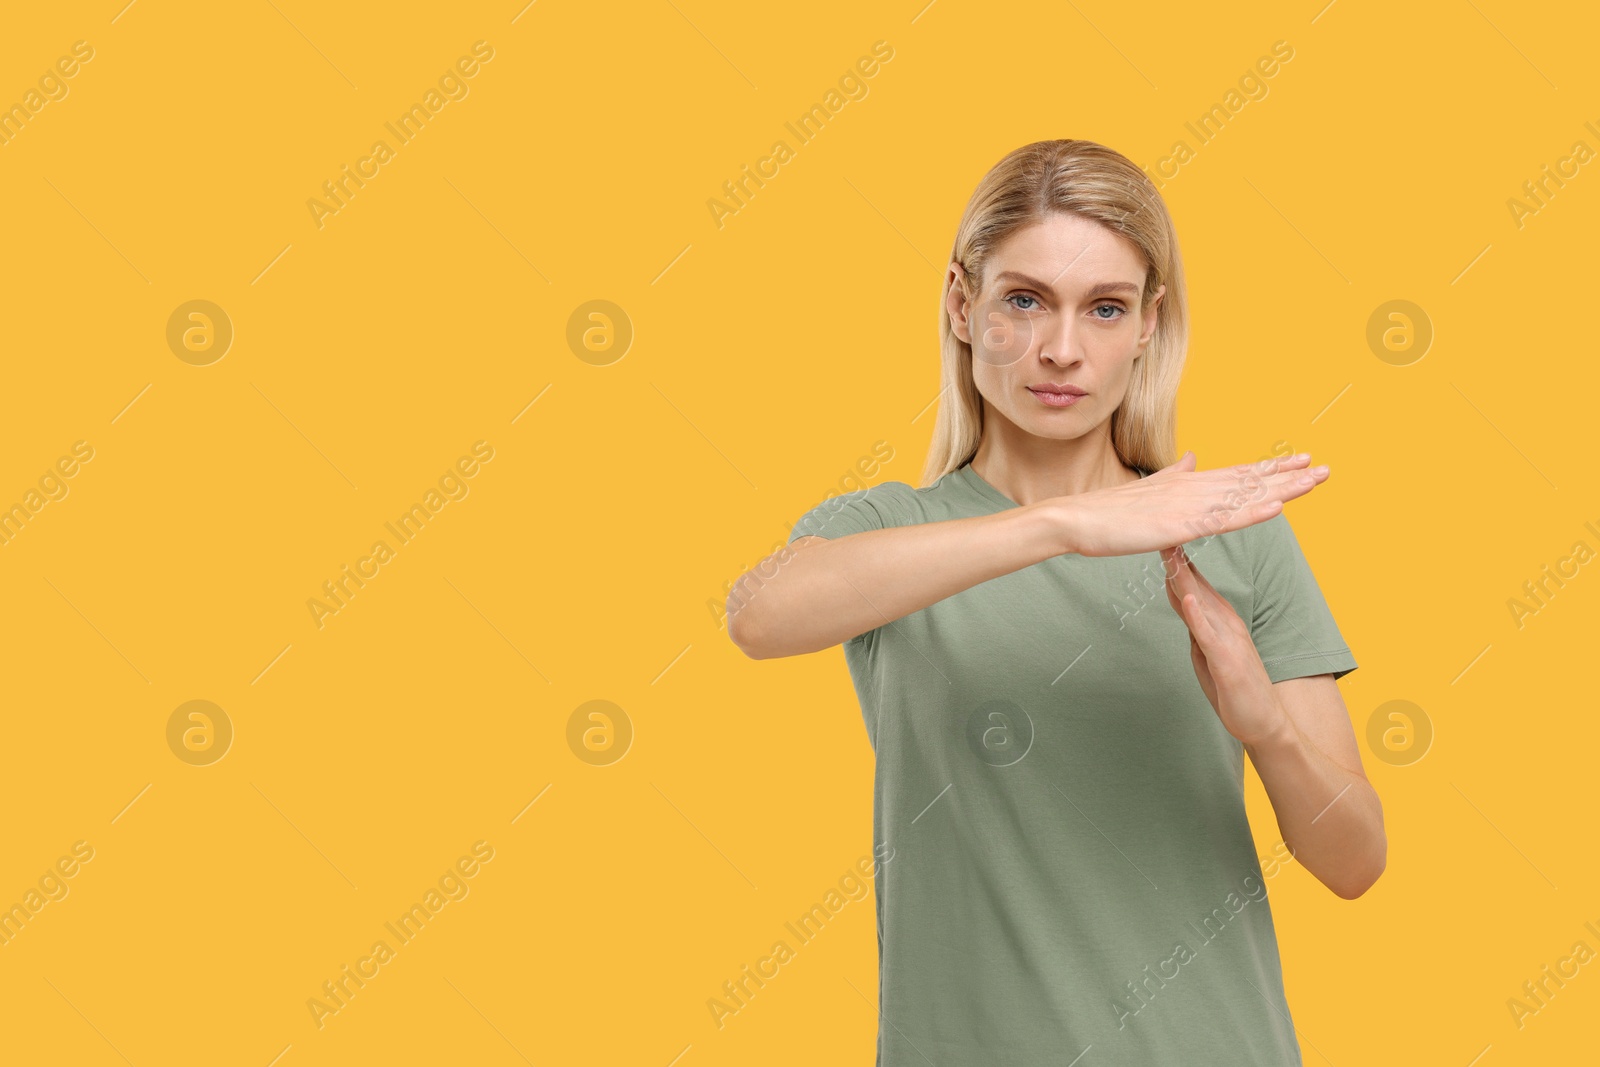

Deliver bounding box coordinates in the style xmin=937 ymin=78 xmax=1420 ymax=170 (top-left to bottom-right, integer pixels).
xmin=1137 ymin=282 xmax=1166 ymax=348
xmin=946 ymin=262 xmax=973 ymax=344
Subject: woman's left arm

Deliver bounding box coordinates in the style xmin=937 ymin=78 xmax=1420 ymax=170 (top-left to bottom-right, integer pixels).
xmin=1160 ymin=544 xmax=1387 ymax=900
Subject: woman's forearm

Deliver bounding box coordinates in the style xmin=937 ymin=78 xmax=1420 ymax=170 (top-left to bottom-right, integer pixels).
xmin=1244 ymin=707 xmax=1387 ymax=899
xmin=728 ymin=502 xmax=1070 ymax=659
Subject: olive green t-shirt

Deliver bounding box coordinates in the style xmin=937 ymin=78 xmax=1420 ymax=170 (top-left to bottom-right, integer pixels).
xmin=787 ymin=461 xmax=1357 ymax=1066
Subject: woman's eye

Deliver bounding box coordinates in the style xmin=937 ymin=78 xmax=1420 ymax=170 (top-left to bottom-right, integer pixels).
xmin=1092 ymin=303 xmax=1126 ymax=320
xmin=1006 ymin=294 xmax=1039 ymax=311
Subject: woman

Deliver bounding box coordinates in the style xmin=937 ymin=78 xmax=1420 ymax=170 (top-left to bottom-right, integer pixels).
xmin=727 ymin=139 xmax=1384 ymax=1065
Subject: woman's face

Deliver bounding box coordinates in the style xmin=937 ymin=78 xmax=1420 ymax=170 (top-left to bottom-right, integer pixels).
xmin=947 ymin=212 xmax=1164 ymax=445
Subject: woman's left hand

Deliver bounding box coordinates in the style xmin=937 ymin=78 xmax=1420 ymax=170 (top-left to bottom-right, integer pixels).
xmin=1159 ymin=544 xmax=1289 ymax=747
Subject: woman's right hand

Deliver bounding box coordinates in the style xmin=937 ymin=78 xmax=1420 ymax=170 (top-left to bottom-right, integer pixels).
xmin=1056 ymin=451 xmax=1330 ymax=558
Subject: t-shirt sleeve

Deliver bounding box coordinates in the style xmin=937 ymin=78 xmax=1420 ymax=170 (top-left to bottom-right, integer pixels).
xmin=1245 ymin=511 xmax=1358 ymax=683
xmin=786 ymin=482 xmax=915 ymax=544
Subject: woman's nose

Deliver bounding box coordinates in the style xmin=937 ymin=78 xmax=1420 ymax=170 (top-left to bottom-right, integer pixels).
xmin=1036 ymin=315 xmax=1080 ymax=364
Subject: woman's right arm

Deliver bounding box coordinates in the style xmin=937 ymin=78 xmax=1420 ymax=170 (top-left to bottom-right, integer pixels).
xmin=727 ymin=452 xmax=1327 ymax=659
xmin=728 ymin=503 xmax=1070 ymax=659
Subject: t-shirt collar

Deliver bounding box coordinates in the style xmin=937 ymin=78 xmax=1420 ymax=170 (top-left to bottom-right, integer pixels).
xmin=952 ymin=460 xmax=1149 ymax=512
xmin=953 ymin=462 xmax=1021 ymax=511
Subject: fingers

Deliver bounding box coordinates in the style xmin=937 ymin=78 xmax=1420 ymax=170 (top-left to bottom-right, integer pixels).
xmin=1233 ymin=452 xmax=1311 ymax=478
xmin=1175 ymin=545 xmax=1221 ymax=599
xmin=1263 ymin=463 xmax=1330 ymax=506
xmin=1148 ymin=452 xmax=1333 ymax=543
xmin=1160 ymin=544 xmax=1201 ymax=604
xmin=1161 ymin=546 xmax=1221 ymax=645
xmin=1153 ymin=450 xmax=1198 ymax=476
xmin=1164 ymin=544 xmax=1227 ymax=613
xmin=1167 ymin=450 xmax=1324 ymax=490
xmin=1161 ymin=544 xmax=1204 ymax=595
xmin=1159 ymin=546 xmax=1186 ymax=612
xmin=1181 ymin=589 xmax=1220 ymax=647
xmin=1164 ymin=547 xmax=1222 ymax=646
xmin=1220 ymin=456 xmax=1331 ymax=521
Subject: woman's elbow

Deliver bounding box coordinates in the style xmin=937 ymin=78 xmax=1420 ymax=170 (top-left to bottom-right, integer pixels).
xmin=727 ymin=596 xmax=775 ymax=659
xmin=1330 ymin=840 xmax=1387 ymax=900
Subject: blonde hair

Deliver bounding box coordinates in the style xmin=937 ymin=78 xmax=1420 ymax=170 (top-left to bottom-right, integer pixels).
xmin=921 ymin=139 xmax=1189 ymax=486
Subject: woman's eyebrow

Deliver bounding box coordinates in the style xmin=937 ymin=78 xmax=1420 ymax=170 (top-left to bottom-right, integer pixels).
xmin=991 ymin=271 xmax=1141 ymax=300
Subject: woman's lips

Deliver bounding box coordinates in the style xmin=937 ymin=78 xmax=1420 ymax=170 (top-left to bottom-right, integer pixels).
xmin=1027 ymin=387 xmax=1086 ymax=408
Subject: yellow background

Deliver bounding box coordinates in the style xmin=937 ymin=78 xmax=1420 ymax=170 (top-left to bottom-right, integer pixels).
xmin=2 ymin=0 xmax=1597 ymax=1063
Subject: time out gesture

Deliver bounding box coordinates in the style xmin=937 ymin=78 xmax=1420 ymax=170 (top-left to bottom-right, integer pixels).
xmin=1086 ymin=449 xmax=1384 ymax=900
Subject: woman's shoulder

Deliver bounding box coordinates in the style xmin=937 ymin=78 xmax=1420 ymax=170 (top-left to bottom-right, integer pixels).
xmin=788 ymin=478 xmax=938 ymax=543
xmin=810 ymin=478 xmax=928 ymax=521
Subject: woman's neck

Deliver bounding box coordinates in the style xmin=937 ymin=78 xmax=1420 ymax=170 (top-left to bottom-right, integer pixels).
xmin=968 ymin=439 xmax=1140 ymax=505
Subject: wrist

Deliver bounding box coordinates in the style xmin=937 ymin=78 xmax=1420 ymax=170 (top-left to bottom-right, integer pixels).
xmin=1245 ymin=699 xmax=1301 ymax=755
xmin=1009 ymin=499 xmax=1081 ymax=563
xmin=1038 ymin=498 xmax=1082 ymax=556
